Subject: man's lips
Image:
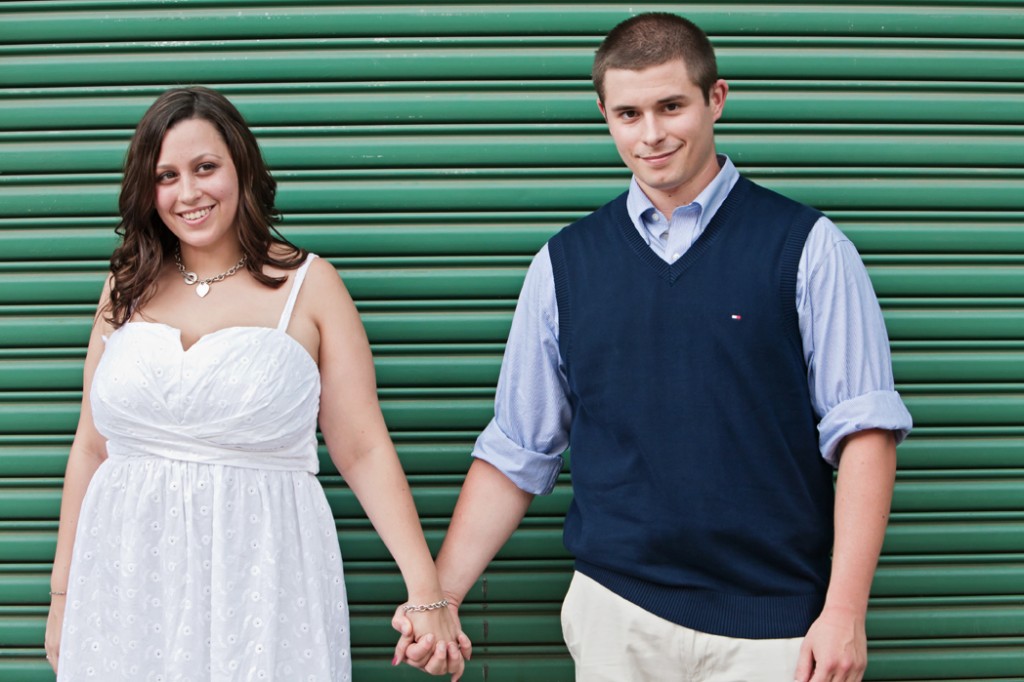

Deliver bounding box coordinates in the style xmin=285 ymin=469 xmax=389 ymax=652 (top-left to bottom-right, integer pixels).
xmin=639 ymin=149 xmax=678 ymax=164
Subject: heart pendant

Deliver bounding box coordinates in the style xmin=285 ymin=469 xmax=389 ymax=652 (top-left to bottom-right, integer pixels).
xmin=196 ymin=282 xmax=211 ymax=298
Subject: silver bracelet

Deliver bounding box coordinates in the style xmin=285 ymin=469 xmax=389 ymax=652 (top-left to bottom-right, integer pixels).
xmin=402 ymin=599 xmax=449 ymax=614
xmin=49 ymin=590 xmax=66 ymax=596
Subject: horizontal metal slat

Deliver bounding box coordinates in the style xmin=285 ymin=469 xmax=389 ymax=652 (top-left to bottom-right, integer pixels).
xmin=3 ymin=5 xmax=1021 ymax=43
xmin=3 ymin=214 xmax=1024 ymax=260
xmin=0 ymin=608 xmax=570 ymax=648
xmin=4 ymin=516 xmax=1024 ymax=562
xmin=0 ymin=439 xmax=480 ymax=478
xmin=3 ymin=348 xmax=1023 ymax=391
xmin=892 ymin=351 xmax=1024 ymax=382
xmin=4 ymin=41 xmax=1022 ymax=88
xmin=883 ymin=308 xmax=1024 ymax=341
xmin=0 ymin=445 xmax=70 ymax=477
xmin=0 ymin=559 xmax=576 ymax=604
xmin=1 ymin=261 xmax=1022 ymax=304
xmin=29 ymin=430 xmax=1024 ymax=480
xmin=0 ymin=396 xmax=499 ymax=434
xmin=6 ymin=555 xmax=1021 ymax=604
xmin=6 ymin=128 xmax=1024 ymax=172
xmin=726 ymin=86 xmax=1024 ymax=125
xmin=892 ymin=475 xmax=1024 ymax=512
xmin=896 ymin=436 xmax=1024 ymax=470
xmin=0 ymin=473 xmax=573 ymax=520
xmin=3 ymin=85 xmax=1022 ymax=130
xmin=0 ymin=656 xmax=575 ymax=682
xmin=840 ymin=217 xmax=1024 ymax=254
xmin=5 ymin=172 xmax=1024 ymax=217
xmin=5 ymin=652 xmax=1020 ymax=682
xmin=867 ymin=644 xmax=1024 ymax=679
xmin=883 ymin=518 xmax=1024 ymax=554
xmin=874 ymin=558 xmax=1024 ymax=597
xmin=0 ymin=524 xmax=571 ymax=563
xmin=7 ymin=472 xmax=1023 ymax=521
xmin=0 ymin=310 xmax=503 ymax=348
xmin=1 ymin=307 xmax=1022 ymax=351
xmin=868 ymin=265 xmax=1024 ymax=297
xmin=5 ymin=391 xmax=1024 ymax=435
xmin=900 ymin=393 xmax=1024 ymax=428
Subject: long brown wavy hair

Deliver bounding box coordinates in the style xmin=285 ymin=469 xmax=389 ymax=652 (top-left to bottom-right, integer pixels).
xmin=106 ymin=86 xmax=307 ymax=327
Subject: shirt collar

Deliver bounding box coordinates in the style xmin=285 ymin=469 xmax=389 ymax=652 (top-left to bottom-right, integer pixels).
xmin=625 ymin=155 xmax=740 ymax=244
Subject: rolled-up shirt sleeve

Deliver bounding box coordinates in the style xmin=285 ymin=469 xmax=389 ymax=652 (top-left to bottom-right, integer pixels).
xmin=799 ymin=217 xmax=914 ymax=467
xmin=472 ymin=244 xmax=570 ymax=495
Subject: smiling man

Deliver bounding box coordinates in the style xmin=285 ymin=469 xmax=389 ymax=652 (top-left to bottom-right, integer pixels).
xmin=397 ymin=13 xmax=913 ymax=682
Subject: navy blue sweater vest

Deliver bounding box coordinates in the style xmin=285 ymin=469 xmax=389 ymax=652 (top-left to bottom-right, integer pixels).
xmin=548 ymin=176 xmax=834 ymax=639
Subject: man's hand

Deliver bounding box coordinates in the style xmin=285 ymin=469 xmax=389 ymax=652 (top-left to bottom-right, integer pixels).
xmin=392 ymin=601 xmax=472 ymax=681
xmin=794 ymin=605 xmax=867 ymax=682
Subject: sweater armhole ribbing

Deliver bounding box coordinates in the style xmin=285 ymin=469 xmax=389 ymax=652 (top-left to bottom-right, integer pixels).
xmin=548 ymin=234 xmax=572 ymax=365
xmin=780 ymin=207 xmax=821 ymax=354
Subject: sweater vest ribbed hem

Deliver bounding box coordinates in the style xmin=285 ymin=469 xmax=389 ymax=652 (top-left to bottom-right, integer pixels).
xmin=576 ymin=559 xmax=825 ymax=639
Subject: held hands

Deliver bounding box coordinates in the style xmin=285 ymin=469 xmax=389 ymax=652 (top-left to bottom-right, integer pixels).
xmin=392 ymin=598 xmax=472 ymax=681
xmin=794 ymin=605 xmax=867 ymax=682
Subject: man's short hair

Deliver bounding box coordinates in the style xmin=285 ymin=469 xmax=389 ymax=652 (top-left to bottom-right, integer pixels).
xmin=593 ymin=13 xmax=719 ymax=105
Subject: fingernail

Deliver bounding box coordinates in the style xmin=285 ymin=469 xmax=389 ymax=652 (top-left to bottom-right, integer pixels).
xmin=392 ymin=655 xmax=399 ymax=666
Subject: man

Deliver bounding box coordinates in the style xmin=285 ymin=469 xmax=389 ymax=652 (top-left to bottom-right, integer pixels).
xmin=397 ymin=12 xmax=912 ymax=681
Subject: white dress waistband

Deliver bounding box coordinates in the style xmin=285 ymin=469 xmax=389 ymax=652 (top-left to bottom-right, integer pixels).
xmin=104 ymin=437 xmax=320 ymax=474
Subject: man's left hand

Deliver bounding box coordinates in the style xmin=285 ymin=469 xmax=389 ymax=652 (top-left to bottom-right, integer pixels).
xmin=794 ymin=605 xmax=867 ymax=682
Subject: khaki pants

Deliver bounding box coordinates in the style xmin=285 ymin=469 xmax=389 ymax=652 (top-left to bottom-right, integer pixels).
xmin=561 ymin=572 xmax=804 ymax=682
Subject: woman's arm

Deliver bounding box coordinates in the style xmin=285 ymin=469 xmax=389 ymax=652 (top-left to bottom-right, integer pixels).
xmin=303 ymin=259 xmax=464 ymax=679
xmin=45 ymin=279 xmax=114 ymax=672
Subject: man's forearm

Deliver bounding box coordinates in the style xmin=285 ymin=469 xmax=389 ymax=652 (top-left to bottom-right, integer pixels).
xmin=435 ymin=458 xmax=535 ymax=605
xmin=825 ymin=428 xmax=898 ymax=614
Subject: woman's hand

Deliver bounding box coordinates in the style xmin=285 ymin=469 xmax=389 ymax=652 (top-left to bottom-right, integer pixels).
xmin=44 ymin=595 xmax=65 ymax=673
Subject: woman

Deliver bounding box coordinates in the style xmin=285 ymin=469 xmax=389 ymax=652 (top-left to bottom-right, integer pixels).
xmin=45 ymin=86 xmax=465 ymax=681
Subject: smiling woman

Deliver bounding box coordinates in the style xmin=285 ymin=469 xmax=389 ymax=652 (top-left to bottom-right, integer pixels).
xmin=44 ymin=87 xmax=467 ymax=682
xmin=155 ymin=118 xmax=241 ymax=259
xmin=105 ymin=87 xmax=305 ymax=330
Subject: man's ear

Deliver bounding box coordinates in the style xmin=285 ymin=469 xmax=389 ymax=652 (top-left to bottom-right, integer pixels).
xmin=597 ymin=98 xmax=607 ymax=122
xmin=709 ymin=79 xmax=729 ymax=121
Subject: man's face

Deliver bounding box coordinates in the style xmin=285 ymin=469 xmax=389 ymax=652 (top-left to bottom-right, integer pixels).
xmin=598 ymin=60 xmax=727 ymax=215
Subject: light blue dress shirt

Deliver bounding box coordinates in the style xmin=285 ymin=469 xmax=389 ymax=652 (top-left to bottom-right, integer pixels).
xmin=474 ymin=156 xmax=913 ymax=495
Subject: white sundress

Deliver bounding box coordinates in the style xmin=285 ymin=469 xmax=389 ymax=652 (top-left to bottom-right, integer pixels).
xmin=58 ymin=254 xmax=351 ymax=681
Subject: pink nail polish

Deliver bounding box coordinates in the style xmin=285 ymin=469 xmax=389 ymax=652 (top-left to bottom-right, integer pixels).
xmin=392 ymin=655 xmax=399 ymax=666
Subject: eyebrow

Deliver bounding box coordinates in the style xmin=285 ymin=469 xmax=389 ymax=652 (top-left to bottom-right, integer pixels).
xmin=155 ymin=152 xmax=225 ymax=171
xmin=608 ymin=94 xmax=690 ymax=113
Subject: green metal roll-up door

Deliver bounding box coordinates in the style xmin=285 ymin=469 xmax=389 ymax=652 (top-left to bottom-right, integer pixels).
xmin=1 ymin=2 xmax=1022 ymax=680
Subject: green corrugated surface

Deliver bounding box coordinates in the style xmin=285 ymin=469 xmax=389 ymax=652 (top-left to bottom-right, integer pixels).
xmin=1 ymin=1 xmax=1022 ymax=680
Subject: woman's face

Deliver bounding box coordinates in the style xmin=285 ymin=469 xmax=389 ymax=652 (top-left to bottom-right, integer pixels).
xmin=154 ymin=117 xmax=240 ymax=254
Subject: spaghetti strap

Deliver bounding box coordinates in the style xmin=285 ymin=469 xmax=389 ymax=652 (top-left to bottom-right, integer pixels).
xmin=277 ymin=253 xmax=319 ymax=332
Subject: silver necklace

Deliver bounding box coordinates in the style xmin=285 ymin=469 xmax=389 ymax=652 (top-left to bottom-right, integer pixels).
xmin=174 ymin=246 xmax=247 ymax=298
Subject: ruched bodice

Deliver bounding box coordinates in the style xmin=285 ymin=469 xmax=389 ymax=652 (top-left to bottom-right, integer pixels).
xmin=92 ymin=322 xmax=321 ymax=472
